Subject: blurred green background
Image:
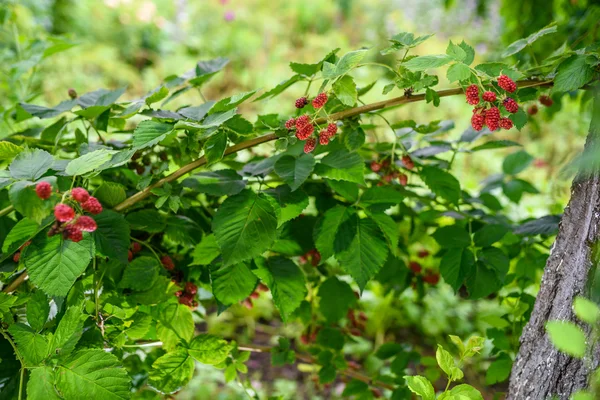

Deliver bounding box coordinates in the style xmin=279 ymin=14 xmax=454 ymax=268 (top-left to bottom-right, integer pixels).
xmin=1 ymin=0 xmax=597 ymax=398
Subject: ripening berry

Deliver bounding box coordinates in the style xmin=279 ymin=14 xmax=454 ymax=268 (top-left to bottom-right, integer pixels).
xmin=295 ymin=97 xmax=308 ymax=109
xmin=471 ymin=109 xmax=486 ymax=131
xmin=371 ymin=388 xmax=383 ymax=398
xmin=482 ymin=91 xmax=497 ymax=102
xmin=408 ymin=261 xmax=422 ymax=274
xmin=503 ymin=97 xmax=519 ymax=113
xmin=349 ymin=327 xmax=362 ymax=336
xmin=499 ymin=117 xmax=514 ymax=130
xmin=68 ymin=88 xmax=78 ymax=99
xmin=370 ymin=161 xmax=381 ymax=172
xmin=257 ymin=283 xmax=269 ymax=292
xmin=382 ymin=174 xmax=393 ymax=183
xmin=296 ymin=123 xmax=314 ymax=140
xmin=402 ymin=155 xmax=414 ymax=170
xmin=174 ymin=291 xmax=183 ymax=297
xmin=74 ymin=216 xmax=97 ymax=232
xmin=310 ymin=249 xmax=321 ymax=266
xmin=128 ymin=250 xmax=133 ymax=262
xmin=242 ymin=298 xmax=253 ymax=309
xmin=497 ymin=75 xmax=517 ymax=93
xmin=81 ymin=197 xmax=103 ymax=215
xmin=304 ymin=137 xmax=316 ymax=153
xmin=485 ymin=107 xmax=500 ymax=131
xmin=54 ymin=204 xmax=75 ymax=222
xmin=63 ymin=225 xmax=83 ymax=242
xmin=161 ymin=255 xmax=175 ymax=271
xmin=312 ymin=92 xmax=328 ymax=108
xmin=418 ymin=249 xmax=430 ymax=258
xmin=35 ymin=181 xmax=52 ymax=200
xmin=13 ymin=252 xmax=20 ymax=263
xmin=295 ymin=114 xmax=310 ymax=129
xmin=528 ymin=105 xmax=538 ymax=115
xmin=131 ymin=242 xmax=142 ymax=254
xmin=358 ymin=312 xmax=367 ymax=322
xmin=179 ymin=292 xmax=195 ymax=307
xmin=319 ymin=132 xmax=329 ymax=145
xmin=326 ymin=123 xmax=338 ymax=137
xmin=398 ymin=173 xmax=408 ymax=186
xmin=465 ymin=84 xmax=480 ymax=105
xmin=423 ymin=272 xmax=440 ymax=285
xmin=250 ymin=291 xmax=260 ymax=299
xmin=184 ymin=282 xmax=198 ymax=295
xmin=285 ymin=118 xmax=296 ymax=130
xmin=539 ymin=95 xmax=553 ymax=107
xmin=300 ymin=334 xmax=310 ymax=345
xmin=71 ymin=187 xmax=90 ymax=203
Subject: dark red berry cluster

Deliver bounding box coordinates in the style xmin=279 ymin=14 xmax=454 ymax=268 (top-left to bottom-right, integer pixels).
xmin=43 ymin=186 xmax=100 ymax=242
xmin=408 ymin=260 xmax=440 ymax=286
xmin=176 ymin=282 xmax=198 ymax=308
xmin=285 ymin=93 xmax=337 ymax=154
xmin=370 ymin=158 xmax=408 ymax=186
xmin=299 ymin=248 xmax=321 ymax=266
xmin=240 ymin=283 xmax=269 ymax=309
xmin=528 ymin=94 xmax=553 ymax=115
xmin=465 ymin=74 xmax=519 ymax=132
xmin=347 ymin=308 xmax=368 ymax=337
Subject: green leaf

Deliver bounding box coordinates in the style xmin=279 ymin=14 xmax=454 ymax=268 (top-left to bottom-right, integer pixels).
xmin=94 ymin=182 xmax=127 ymax=208
xmin=485 ymin=355 xmax=512 ymax=385
xmin=9 ymin=149 xmax=54 ymax=181
xmin=252 ymin=257 xmax=307 ymax=321
xmin=255 ymin=75 xmax=303 ymax=101
xmin=420 ymin=166 xmax=461 ymax=204
xmin=458 ymin=41 xmax=475 ymax=65
xmin=0 ymin=141 xmax=24 ymax=162
xmin=50 ymin=306 xmax=87 ymax=357
xmin=546 ymin=321 xmax=586 ymax=358
xmin=2 ymin=218 xmax=39 ymax=254
xmin=425 ymin=87 xmax=440 ymax=106
xmin=145 ymin=86 xmax=169 ymax=105
xmin=368 ymin=211 xmax=399 ymax=254
xmin=574 ymin=297 xmax=600 ymax=325
xmin=132 ymin=121 xmax=174 ymax=150
xmin=503 ymin=23 xmax=557 ymax=57
xmin=149 ymin=350 xmax=194 ymax=394
xmin=213 ymin=190 xmax=278 ymax=266
xmin=432 ymin=225 xmax=470 ymax=248
xmin=471 ymin=140 xmax=521 ymax=151
xmin=332 ymin=75 xmax=357 ymax=106
xmin=322 ymin=49 xmax=368 ymax=79
xmin=187 ymin=334 xmax=231 ymax=365
xmin=343 ymin=126 xmax=366 ymax=151
xmin=465 ymin=262 xmax=502 ymax=299
xmin=403 ymin=55 xmax=452 ymax=71
xmin=314 ymin=206 xmax=354 ymax=261
xmin=210 ymin=262 xmax=257 ymax=306
xmin=473 ymin=224 xmax=508 ymax=247
xmin=404 ymin=375 xmax=435 ymax=400
xmin=503 ymin=150 xmax=533 ymax=175
xmin=8 ymin=181 xmax=53 ymax=223
xmin=157 ymin=303 xmax=194 ymax=350
xmin=56 ymin=350 xmax=131 ymax=399
xmin=436 ymin=345 xmax=461 ymax=380
xmin=119 ymin=256 xmax=159 ymax=291
xmin=447 ymin=63 xmax=472 ymax=82
xmin=24 ymin=234 xmax=94 ymax=297
xmin=265 ymin=185 xmax=309 ymax=227
xmin=8 ymin=323 xmax=49 ymax=365
xmin=27 ymin=291 xmax=49 ymax=332
xmin=27 ymin=367 xmax=61 ymax=400
xmin=65 ymin=149 xmax=116 ymax=176
xmin=274 ymin=154 xmax=315 ymax=191
xmin=126 ymin=210 xmax=166 ymax=233
xmin=334 ymin=215 xmax=389 ymax=290
xmin=446 ymin=41 xmax=466 ymax=61
xmin=553 ymin=55 xmax=595 ymax=93
xmin=185 ymin=169 xmax=246 ymax=196
xmin=318 ymin=277 xmax=357 ymax=323
xmin=326 ymin=180 xmax=358 ymax=202
xmin=209 ymin=90 xmax=256 ymax=114
xmin=509 ymin=108 xmax=528 ymax=131
xmin=449 ymin=384 xmax=484 ymax=400
xmin=93 ymin=210 xmax=131 ymax=264
xmin=314 ymin=149 xmax=365 ymax=184
xmin=191 ymin=234 xmax=220 ymax=266
xmin=440 ymin=248 xmax=475 ymax=292
xmin=204 ymin=131 xmax=228 ymax=165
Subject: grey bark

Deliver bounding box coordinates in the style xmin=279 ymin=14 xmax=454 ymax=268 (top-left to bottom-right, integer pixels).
xmin=508 ymin=88 xmax=600 ymax=400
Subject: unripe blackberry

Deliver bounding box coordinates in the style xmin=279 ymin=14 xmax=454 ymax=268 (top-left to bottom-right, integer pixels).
xmin=527 ymin=105 xmax=538 ymax=115
xmin=242 ymin=298 xmax=253 ymax=309
xmin=184 ymin=282 xmax=198 ymax=295
xmin=68 ymin=88 xmax=78 ymax=99
xmin=128 ymin=250 xmax=133 ymax=262
xmin=499 ymin=117 xmax=514 ymax=130
xmin=71 ymin=187 xmax=90 ymax=203
xmin=74 ymin=216 xmax=97 ymax=232
xmin=539 ymin=95 xmax=553 ymax=107
xmin=295 ymin=97 xmax=308 ymax=109
xmin=161 ymin=255 xmax=175 ymax=271
xmin=131 ymin=242 xmax=142 ymax=254
xmin=482 ymin=91 xmax=496 ymax=102
xmin=402 ymin=155 xmax=414 ymax=170
xmin=250 ymin=291 xmax=260 ymax=299
xmin=303 ymin=138 xmax=316 ymax=154
xmin=497 ymin=75 xmax=517 ymax=93
xmin=471 ymin=109 xmax=486 ymax=131
xmin=398 ymin=173 xmax=408 ymax=186
xmin=81 ymin=197 xmax=103 ymax=215
xmin=285 ymin=118 xmax=296 ymax=130
xmin=408 ymin=261 xmax=422 ymax=274
xmin=295 ymin=123 xmax=314 ymax=140
xmin=319 ymin=131 xmax=329 ymax=145
xmin=63 ymin=225 xmax=83 ymax=242
xmin=13 ymin=252 xmax=20 ymax=263
xmin=295 ymin=114 xmax=310 ymax=129
xmin=465 ymin=84 xmax=480 ymax=105
xmin=326 ymin=123 xmax=337 ymax=137
xmin=54 ymin=204 xmax=75 ymax=222
xmin=370 ymin=161 xmax=381 ymax=172
xmin=35 ymin=181 xmax=52 ymax=200
xmin=418 ymin=249 xmax=430 ymax=258
xmin=503 ymin=98 xmax=519 ymax=113
xmin=312 ymin=92 xmax=328 ymax=109
xmin=485 ymin=107 xmax=501 ymax=131
xmin=257 ymin=283 xmax=269 ymax=292
xmin=423 ymin=272 xmax=440 ymax=285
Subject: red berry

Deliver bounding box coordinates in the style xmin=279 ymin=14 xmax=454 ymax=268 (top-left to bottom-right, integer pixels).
xmin=310 ymin=250 xmax=321 ymax=266
xmin=250 ymin=291 xmax=260 ymax=299
xmin=482 ymin=91 xmax=496 ymax=102
xmin=257 ymin=283 xmax=269 ymax=292
xmin=408 ymin=261 xmax=422 ymax=274
xmin=499 ymin=117 xmax=514 ymax=130
xmin=326 ymin=123 xmax=337 ymax=137
xmin=285 ymin=118 xmax=296 ymax=130
xmin=242 ymin=298 xmax=253 ymax=309
xmin=304 ymin=138 xmax=316 ymax=153
xmin=35 ymin=181 xmax=52 ymax=200
xmin=296 ymin=123 xmax=314 ymax=140
xmin=174 ymin=291 xmax=183 ymax=297
xmin=312 ymin=92 xmax=328 ymax=109
xmin=527 ymin=105 xmax=538 ymax=115
xmin=423 ymin=272 xmax=440 ymax=285
xmin=349 ymin=327 xmax=362 ymax=336
xmin=71 ymin=187 xmax=90 ymax=203
xmin=382 ymin=174 xmax=393 ymax=183
xmin=179 ymin=292 xmax=195 ymax=307
xmin=13 ymin=252 xmax=20 ymax=263
xmin=295 ymin=97 xmax=308 ymax=109
xmin=74 ymin=216 xmax=97 ymax=232
xmin=81 ymin=197 xmax=103 ymax=215
xmin=128 ymin=250 xmax=133 ymax=262
xmin=184 ymin=282 xmax=198 ymax=295
xmin=319 ymin=131 xmax=329 ymax=145
xmin=370 ymin=161 xmax=381 ymax=172
xmin=418 ymin=250 xmax=430 ymax=258
xmin=402 ymin=155 xmax=414 ymax=170
xmin=295 ymin=114 xmax=310 ymax=129
xmin=358 ymin=312 xmax=367 ymax=322
xmin=300 ymin=334 xmax=310 ymax=345
xmin=485 ymin=107 xmax=500 ymax=131
xmin=465 ymin=84 xmax=480 ymax=105
xmin=539 ymin=95 xmax=553 ymax=107
xmin=503 ymin=98 xmax=519 ymax=113
xmin=131 ymin=242 xmax=142 ymax=253
xmin=398 ymin=173 xmax=408 ymax=186
xmin=54 ymin=204 xmax=75 ymax=222
xmin=161 ymin=255 xmax=175 ymax=270
xmin=498 ymin=75 xmax=517 ymax=93
xmin=63 ymin=225 xmax=83 ymax=242
xmin=471 ymin=109 xmax=486 ymax=131
xmin=68 ymin=88 xmax=78 ymax=99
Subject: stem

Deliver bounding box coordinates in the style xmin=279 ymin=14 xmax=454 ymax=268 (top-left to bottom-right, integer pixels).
xmin=0 ymin=205 xmax=14 ymax=217
xmin=1 ymin=330 xmax=25 ymax=400
xmin=2 ymin=272 xmax=27 ymax=293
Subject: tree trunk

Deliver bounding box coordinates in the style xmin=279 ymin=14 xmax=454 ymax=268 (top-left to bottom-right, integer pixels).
xmin=508 ymin=88 xmax=600 ymax=400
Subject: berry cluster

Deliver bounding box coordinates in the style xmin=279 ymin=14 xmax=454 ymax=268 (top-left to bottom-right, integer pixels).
xmin=127 ymin=241 xmax=143 ymax=262
xmin=347 ymin=308 xmax=368 ymax=337
xmin=40 ymin=185 xmax=101 ymax=243
xmin=127 ymin=150 xmax=168 ymax=175
xmin=408 ymin=259 xmax=440 ymax=286
xmin=299 ymin=248 xmax=321 ymax=267
xmin=240 ymin=283 xmax=269 ymax=309
xmin=285 ymin=93 xmax=338 ymax=154
xmin=176 ymin=282 xmax=198 ymax=308
xmin=370 ymin=158 xmax=409 ymax=186
xmin=465 ymin=75 xmax=519 ymax=132
xmin=527 ymin=94 xmax=554 ymax=115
